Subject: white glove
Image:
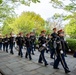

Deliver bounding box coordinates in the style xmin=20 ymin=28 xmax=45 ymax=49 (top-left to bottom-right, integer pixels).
xmin=47 ymin=48 xmax=49 ymax=50
xmin=69 ymin=49 xmax=71 ymax=52
xmin=43 ymin=44 xmax=46 ymax=47
xmin=60 ymin=50 xmax=63 ymax=54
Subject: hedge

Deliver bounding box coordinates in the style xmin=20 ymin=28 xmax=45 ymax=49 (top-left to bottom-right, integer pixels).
xmin=66 ymin=39 xmax=76 ymax=52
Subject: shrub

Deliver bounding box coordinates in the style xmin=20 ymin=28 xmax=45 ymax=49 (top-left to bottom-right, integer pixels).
xmin=66 ymin=39 xmax=76 ymax=52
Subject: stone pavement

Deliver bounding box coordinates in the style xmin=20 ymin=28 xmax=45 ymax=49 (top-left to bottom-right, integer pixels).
xmin=0 ymin=47 xmax=76 ymax=75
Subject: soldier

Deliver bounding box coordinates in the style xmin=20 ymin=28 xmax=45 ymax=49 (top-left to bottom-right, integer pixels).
xmin=30 ymin=32 xmax=36 ymax=55
xmin=53 ymin=29 xmax=70 ymax=73
xmin=25 ymin=33 xmax=32 ymax=60
xmin=38 ymin=30 xmax=48 ymax=66
xmin=0 ymin=34 xmax=3 ymax=50
xmin=9 ymin=33 xmax=14 ymax=54
xmin=2 ymin=36 xmax=5 ymax=51
xmin=47 ymin=34 xmax=53 ymax=57
xmin=51 ymin=28 xmax=58 ymax=59
xmin=5 ymin=34 xmax=9 ymax=53
xmin=17 ymin=32 xmax=24 ymax=58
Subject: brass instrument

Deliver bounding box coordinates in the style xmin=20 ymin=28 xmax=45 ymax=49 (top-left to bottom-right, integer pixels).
xmin=38 ymin=39 xmax=51 ymax=52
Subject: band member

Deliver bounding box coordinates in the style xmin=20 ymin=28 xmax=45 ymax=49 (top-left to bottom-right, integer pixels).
xmin=2 ymin=36 xmax=5 ymax=51
xmin=15 ymin=34 xmax=20 ymax=47
xmin=53 ymin=29 xmax=70 ymax=73
xmin=25 ymin=33 xmax=32 ymax=60
xmin=5 ymin=34 xmax=9 ymax=53
xmin=9 ymin=33 xmax=14 ymax=54
xmin=38 ymin=30 xmax=48 ymax=66
xmin=0 ymin=34 xmax=2 ymax=50
xmin=30 ymin=32 xmax=36 ymax=55
xmin=47 ymin=34 xmax=53 ymax=57
xmin=17 ymin=32 xmax=24 ymax=57
xmin=51 ymin=28 xmax=58 ymax=59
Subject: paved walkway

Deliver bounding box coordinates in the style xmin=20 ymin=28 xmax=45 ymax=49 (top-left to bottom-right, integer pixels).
xmin=0 ymin=47 xmax=76 ymax=75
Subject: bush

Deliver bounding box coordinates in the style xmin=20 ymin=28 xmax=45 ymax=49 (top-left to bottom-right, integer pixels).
xmin=66 ymin=39 xmax=76 ymax=52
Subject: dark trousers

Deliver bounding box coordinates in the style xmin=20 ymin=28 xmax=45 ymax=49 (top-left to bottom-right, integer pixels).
xmin=3 ymin=43 xmax=5 ymax=51
xmin=5 ymin=43 xmax=8 ymax=52
xmin=18 ymin=45 xmax=23 ymax=57
xmin=51 ymin=48 xmax=55 ymax=58
xmin=0 ymin=43 xmax=2 ymax=50
xmin=31 ymin=44 xmax=34 ymax=54
xmin=53 ymin=54 xmax=69 ymax=72
xmin=10 ymin=44 xmax=14 ymax=54
xmin=38 ymin=50 xmax=48 ymax=65
xmin=25 ymin=47 xmax=32 ymax=60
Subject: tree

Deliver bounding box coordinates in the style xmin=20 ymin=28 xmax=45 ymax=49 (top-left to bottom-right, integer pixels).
xmin=2 ymin=12 xmax=45 ymax=35
xmin=64 ymin=12 xmax=76 ymax=38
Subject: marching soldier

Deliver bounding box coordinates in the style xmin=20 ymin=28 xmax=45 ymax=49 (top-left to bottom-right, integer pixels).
xmin=2 ymin=36 xmax=5 ymax=51
xmin=30 ymin=32 xmax=36 ymax=55
xmin=38 ymin=30 xmax=48 ymax=66
xmin=47 ymin=34 xmax=53 ymax=57
xmin=5 ymin=34 xmax=9 ymax=53
xmin=0 ymin=34 xmax=2 ymax=50
xmin=53 ymin=29 xmax=70 ymax=73
xmin=51 ymin=28 xmax=58 ymax=59
xmin=25 ymin=33 xmax=32 ymax=60
xmin=17 ymin=32 xmax=24 ymax=58
xmin=9 ymin=33 xmax=14 ymax=54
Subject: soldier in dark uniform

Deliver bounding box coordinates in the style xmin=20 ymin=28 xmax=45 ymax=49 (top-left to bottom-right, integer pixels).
xmin=51 ymin=28 xmax=58 ymax=59
xmin=47 ymin=34 xmax=53 ymax=57
xmin=53 ymin=29 xmax=70 ymax=73
xmin=2 ymin=36 xmax=5 ymax=51
xmin=5 ymin=34 xmax=9 ymax=53
xmin=38 ymin=30 xmax=48 ymax=66
xmin=17 ymin=32 xmax=24 ymax=58
xmin=15 ymin=34 xmax=20 ymax=46
xmin=0 ymin=34 xmax=2 ymax=50
xmin=9 ymin=33 xmax=14 ymax=54
xmin=30 ymin=32 xmax=36 ymax=55
xmin=25 ymin=33 xmax=32 ymax=60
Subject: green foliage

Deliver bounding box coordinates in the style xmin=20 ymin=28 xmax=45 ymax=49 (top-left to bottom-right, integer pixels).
xmin=67 ymin=39 xmax=76 ymax=51
xmin=65 ymin=13 xmax=76 ymax=38
xmin=0 ymin=0 xmax=2 ymax=4
xmin=2 ymin=12 xmax=45 ymax=35
xmin=50 ymin=0 xmax=63 ymax=8
xmin=51 ymin=0 xmax=76 ymax=12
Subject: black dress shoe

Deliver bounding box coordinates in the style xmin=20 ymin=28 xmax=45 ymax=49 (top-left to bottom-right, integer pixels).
xmin=45 ymin=63 xmax=48 ymax=66
xmin=65 ymin=70 xmax=71 ymax=74
xmin=32 ymin=53 xmax=35 ymax=55
xmin=53 ymin=67 xmax=59 ymax=69
xmin=38 ymin=62 xmax=43 ymax=64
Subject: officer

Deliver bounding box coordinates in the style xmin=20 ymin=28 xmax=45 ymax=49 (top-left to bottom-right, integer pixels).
xmin=17 ymin=32 xmax=24 ymax=58
xmin=9 ymin=33 xmax=14 ymax=54
xmin=5 ymin=34 xmax=9 ymax=53
xmin=2 ymin=36 xmax=5 ymax=51
xmin=51 ymin=28 xmax=58 ymax=59
xmin=0 ymin=34 xmax=2 ymax=50
xmin=47 ymin=34 xmax=53 ymax=57
xmin=30 ymin=32 xmax=36 ymax=55
xmin=15 ymin=34 xmax=20 ymax=47
xmin=25 ymin=33 xmax=32 ymax=60
xmin=38 ymin=30 xmax=48 ymax=66
xmin=53 ymin=29 xmax=70 ymax=74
